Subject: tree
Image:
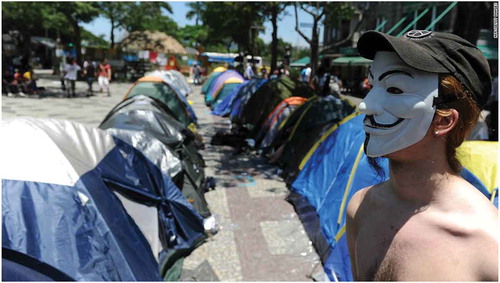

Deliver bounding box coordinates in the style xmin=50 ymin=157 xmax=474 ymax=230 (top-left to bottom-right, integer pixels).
xmin=2 ymin=2 xmax=48 ymax=66
xmin=186 ymin=2 xmax=205 ymax=26
xmin=320 ymin=3 xmax=367 ymax=54
xmin=121 ymin=2 xmax=175 ymax=33
xmin=97 ymin=2 xmax=128 ymax=48
xmin=48 ymin=2 xmax=100 ymax=64
xmin=201 ymin=2 xmax=264 ymax=53
xmin=258 ymin=3 xmax=290 ymax=73
xmin=294 ymin=2 xmax=363 ymax=78
xmin=176 ymin=25 xmax=208 ymax=48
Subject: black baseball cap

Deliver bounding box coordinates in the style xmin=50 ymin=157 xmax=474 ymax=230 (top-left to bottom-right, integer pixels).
xmin=357 ymin=30 xmax=492 ymax=108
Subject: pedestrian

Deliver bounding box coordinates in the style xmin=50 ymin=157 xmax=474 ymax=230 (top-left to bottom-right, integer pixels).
xmin=269 ymin=69 xmax=279 ymax=80
xmin=64 ymin=57 xmax=81 ymax=98
xmin=301 ymin=64 xmax=311 ymax=82
xmin=83 ymin=59 xmax=97 ymax=97
xmin=347 ymin=30 xmax=498 ymax=281
xmin=13 ymin=68 xmax=26 ymax=96
xmin=260 ymin=65 xmax=268 ymax=78
xmin=244 ymin=63 xmax=255 ymax=80
xmin=193 ymin=64 xmax=201 ymax=85
xmin=2 ymin=69 xmax=19 ymax=96
xmin=98 ymin=58 xmax=112 ymax=96
xmin=361 ymin=76 xmax=370 ymax=96
xmin=22 ymin=66 xmax=38 ymax=95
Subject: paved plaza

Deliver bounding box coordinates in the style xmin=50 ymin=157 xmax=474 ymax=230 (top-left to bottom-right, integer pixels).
xmin=2 ymin=70 xmax=323 ymax=281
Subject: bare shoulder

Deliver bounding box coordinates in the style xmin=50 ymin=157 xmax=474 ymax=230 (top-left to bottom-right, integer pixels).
xmin=446 ymin=178 xmax=498 ymax=280
xmin=347 ymin=182 xmax=387 ymax=218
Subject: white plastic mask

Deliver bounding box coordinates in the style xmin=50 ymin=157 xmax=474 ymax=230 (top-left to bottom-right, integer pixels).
xmin=358 ymin=51 xmax=439 ymax=157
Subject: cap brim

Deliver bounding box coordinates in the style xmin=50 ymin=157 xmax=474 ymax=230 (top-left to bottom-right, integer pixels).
xmin=357 ymin=31 xmax=449 ymax=73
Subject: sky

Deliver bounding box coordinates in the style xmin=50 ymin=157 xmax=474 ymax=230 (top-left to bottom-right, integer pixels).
xmin=80 ymin=2 xmax=313 ymax=49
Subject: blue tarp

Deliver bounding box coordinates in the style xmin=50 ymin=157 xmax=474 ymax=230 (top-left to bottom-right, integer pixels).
xmin=2 ymin=118 xmax=206 ymax=281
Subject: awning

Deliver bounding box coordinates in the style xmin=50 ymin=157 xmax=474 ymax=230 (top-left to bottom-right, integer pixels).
xmin=332 ymin=56 xmax=372 ymax=66
xmin=290 ymin=55 xmax=324 ymax=67
xmin=30 ymin=36 xmax=56 ymax=48
xmin=290 ymin=56 xmax=310 ymax=67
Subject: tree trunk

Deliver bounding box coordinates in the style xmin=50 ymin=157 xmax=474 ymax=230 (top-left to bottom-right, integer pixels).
xmin=72 ymin=20 xmax=82 ymax=65
xmin=21 ymin=31 xmax=32 ymax=69
xmin=310 ymin=21 xmax=319 ymax=78
xmin=110 ymin=16 xmax=115 ymax=49
xmin=270 ymin=6 xmax=279 ymax=73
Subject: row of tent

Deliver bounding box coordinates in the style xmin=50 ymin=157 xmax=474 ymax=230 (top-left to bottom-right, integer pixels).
xmin=2 ymin=70 xmax=214 ymax=281
xmin=203 ymin=68 xmax=499 ymax=281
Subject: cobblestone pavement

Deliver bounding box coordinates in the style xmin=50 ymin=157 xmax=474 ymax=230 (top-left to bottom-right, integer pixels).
xmin=2 ymin=70 xmax=323 ymax=281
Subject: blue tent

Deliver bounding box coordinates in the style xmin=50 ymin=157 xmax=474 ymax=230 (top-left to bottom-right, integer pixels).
xmin=290 ymin=114 xmax=498 ymax=281
xmin=201 ymin=71 xmax=224 ymax=94
xmin=229 ymin=78 xmax=268 ymax=123
xmin=211 ymin=81 xmax=249 ymax=116
xmin=2 ymin=118 xmax=206 ymax=281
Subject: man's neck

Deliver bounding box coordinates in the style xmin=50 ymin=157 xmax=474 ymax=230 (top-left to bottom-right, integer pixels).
xmin=388 ymin=154 xmax=456 ymax=204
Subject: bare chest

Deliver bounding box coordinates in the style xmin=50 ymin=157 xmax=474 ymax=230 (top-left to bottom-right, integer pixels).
xmin=355 ymin=214 xmax=474 ymax=281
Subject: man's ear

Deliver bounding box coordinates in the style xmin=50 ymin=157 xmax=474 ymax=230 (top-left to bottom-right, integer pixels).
xmin=433 ymin=110 xmax=459 ymax=137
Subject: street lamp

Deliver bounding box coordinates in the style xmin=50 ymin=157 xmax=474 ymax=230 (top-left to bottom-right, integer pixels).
xmin=284 ymin=45 xmax=291 ymax=67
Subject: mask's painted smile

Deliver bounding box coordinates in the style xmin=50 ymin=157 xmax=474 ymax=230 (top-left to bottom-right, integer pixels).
xmin=364 ymin=115 xmax=404 ymax=129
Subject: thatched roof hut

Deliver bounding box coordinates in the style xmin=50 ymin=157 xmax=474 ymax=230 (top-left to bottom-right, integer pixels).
xmin=118 ymin=30 xmax=187 ymax=55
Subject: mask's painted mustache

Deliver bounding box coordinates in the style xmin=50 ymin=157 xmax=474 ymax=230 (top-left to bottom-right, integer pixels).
xmin=364 ymin=115 xmax=404 ymax=128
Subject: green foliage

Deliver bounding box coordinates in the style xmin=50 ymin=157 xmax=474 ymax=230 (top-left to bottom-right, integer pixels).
xmin=121 ymin=2 xmax=176 ymax=33
xmin=201 ymin=2 xmax=265 ymax=52
xmin=81 ymin=28 xmax=109 ymax=48
xmin=176 ymin=25 xmax=208 ymax=48
xmin=186 ymin=2 xmax=205 ymax=26
xmin=323 ymin=2 xmax=356 ymax=28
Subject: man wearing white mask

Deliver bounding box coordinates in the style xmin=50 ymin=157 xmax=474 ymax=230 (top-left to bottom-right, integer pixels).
xmin=346 ymin=30 xmax=498 ymax=281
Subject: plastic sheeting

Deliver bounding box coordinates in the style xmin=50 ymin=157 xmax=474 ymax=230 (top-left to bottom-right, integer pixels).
xmin=2 ymin=117 xmax=206 ymax=281
xmin=105 ymin=128 xmax=183 ymax=180
xmin=100 ymin=95 xmax=209 ymax=217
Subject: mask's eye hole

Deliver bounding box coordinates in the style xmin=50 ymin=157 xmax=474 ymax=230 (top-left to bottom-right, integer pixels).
xmin=387 ymin=87 xmax=403 ymax=94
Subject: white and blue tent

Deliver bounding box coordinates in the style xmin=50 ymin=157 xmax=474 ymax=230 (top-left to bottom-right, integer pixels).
xmin=2 ymin=118 xmax=206 ymax=281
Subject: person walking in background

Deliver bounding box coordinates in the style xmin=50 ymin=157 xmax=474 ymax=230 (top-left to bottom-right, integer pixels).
xmin=301 ymin=64 xmax=311 ymax=83
xmin=193 ymin=64 xmax=201 ymax=85
xmin=83 ymin=59 xmax=97 ymax=97
xmin=244 ymin=63 xmax=255 ymax=80
xmin=98 ymin=58 xmax=112 ymax=96
xmin=64 ymin=57 xmax=80 ymax=98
